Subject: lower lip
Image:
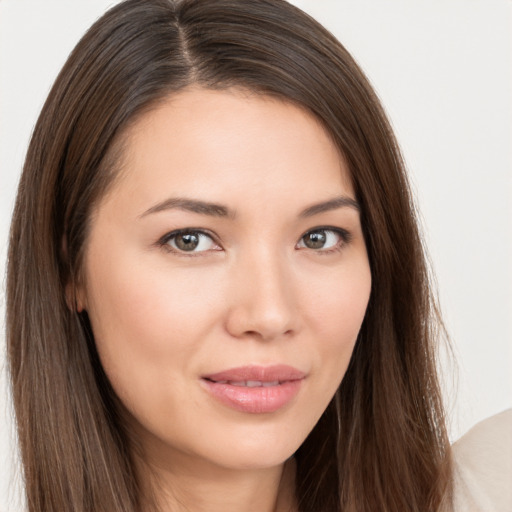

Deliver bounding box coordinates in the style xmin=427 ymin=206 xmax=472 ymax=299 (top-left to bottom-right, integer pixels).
xmin=201 ymin=379 xmax=303 ymax=413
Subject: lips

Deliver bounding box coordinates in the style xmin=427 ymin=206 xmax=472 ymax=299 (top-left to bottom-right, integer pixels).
xmin=201 ymin=365 xmax=305 ymax=414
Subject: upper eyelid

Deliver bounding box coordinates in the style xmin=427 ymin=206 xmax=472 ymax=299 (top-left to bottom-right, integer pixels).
xmin=298 ymin=225 xmax=351 ymax=240
xmin=160 ymin=228 xmax=217 ymax=243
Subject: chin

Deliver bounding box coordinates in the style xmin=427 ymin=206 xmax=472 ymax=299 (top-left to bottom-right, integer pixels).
xmin=205 ymin=445 xmax=296 ymax=471
xmin=194 ymin=422 xmax=308 ymax=471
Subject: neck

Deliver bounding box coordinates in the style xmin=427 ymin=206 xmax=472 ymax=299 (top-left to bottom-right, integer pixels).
xmin=136 ymin=452 xmax=297 ymax=512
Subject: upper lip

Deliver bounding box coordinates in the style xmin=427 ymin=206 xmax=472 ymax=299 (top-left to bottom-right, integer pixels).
xmin=202 ymin=365 xmax=306 ymax=383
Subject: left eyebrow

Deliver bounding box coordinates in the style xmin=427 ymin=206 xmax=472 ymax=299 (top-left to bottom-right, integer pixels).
xmin=299 ymin=196 xmax=360 ymax=218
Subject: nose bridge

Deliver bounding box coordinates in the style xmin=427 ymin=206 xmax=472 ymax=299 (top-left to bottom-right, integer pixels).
xmin=226 ymin=244 xmax=297 ymax=340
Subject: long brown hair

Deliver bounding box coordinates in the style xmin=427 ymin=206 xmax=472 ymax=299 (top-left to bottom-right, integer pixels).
xmin=6 ymin=0 xmax=452 ymax=510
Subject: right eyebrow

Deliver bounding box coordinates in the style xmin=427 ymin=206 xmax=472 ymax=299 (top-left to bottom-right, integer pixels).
xmin=138 ymin=197 xmax=235 ymax=219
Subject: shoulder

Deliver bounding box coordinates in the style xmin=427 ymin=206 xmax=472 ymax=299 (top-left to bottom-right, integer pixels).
xmin=451 ymin=409 xmax=512 ymax=512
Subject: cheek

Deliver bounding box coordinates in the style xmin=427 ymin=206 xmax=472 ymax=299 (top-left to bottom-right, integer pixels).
xmin=82 ymin=249 xmax=221 ymax=410
xmin=308 ymin=257 xmax=370 ymax=335
xmin=86 ymin=240 xmax=218 ymax=339
xmin=303 ymin=259 xmax=371 ymax=387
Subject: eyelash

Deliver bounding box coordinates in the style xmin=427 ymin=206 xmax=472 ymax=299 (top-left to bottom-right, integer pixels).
xmin=157 ymin=226 xmax=352 ymax=257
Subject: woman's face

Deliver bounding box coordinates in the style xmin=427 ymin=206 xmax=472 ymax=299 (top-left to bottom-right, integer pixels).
xmin=80 ymin=88 xmax=371 ymax=472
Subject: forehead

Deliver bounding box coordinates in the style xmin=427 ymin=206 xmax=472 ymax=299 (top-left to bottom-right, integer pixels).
xmin=104 ymin=87 xmax=354 ymax=214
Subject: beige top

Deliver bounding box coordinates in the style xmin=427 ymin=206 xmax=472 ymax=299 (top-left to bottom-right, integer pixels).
xmin=452 ymin=409 xmax=512 ymax=511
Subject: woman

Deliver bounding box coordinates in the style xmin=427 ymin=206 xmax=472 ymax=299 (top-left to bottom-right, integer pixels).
xmin=5 ymin=1 xmax=508 ymax=511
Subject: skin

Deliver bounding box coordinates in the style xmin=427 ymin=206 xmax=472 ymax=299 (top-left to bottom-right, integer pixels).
xmin=79 ymin=88 xmax=372 ymax=512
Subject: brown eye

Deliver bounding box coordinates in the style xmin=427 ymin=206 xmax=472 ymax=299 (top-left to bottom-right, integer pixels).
xmin=303 ymin=230 xmax=327 ymax=249
xmin=164 ymin=230 xmax=218 ymax=253
xmin=174 ymin=233 xmax=200 ymax=251
xmin=297 ymin=228 xmax=348 ymax=251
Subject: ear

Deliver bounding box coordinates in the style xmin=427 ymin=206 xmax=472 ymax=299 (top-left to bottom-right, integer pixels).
xmin=62 ymin=236 xmax=87 ymax=313
xmin=65 ymin=281 xmax=87 ymax=313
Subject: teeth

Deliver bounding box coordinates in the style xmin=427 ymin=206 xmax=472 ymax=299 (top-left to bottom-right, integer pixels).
xmin=215 ymin=380 xmax=280 ymax=387
xmin=246 ymin=380 xmax=262 ymax=387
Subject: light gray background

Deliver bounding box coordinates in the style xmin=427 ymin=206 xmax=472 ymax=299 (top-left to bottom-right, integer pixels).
xmin=1 ymin=1 xmax=511 ymax=510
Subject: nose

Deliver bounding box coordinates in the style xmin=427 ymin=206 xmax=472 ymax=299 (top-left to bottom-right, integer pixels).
xmin=224 ymin=249 xmax=299 ymax=341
